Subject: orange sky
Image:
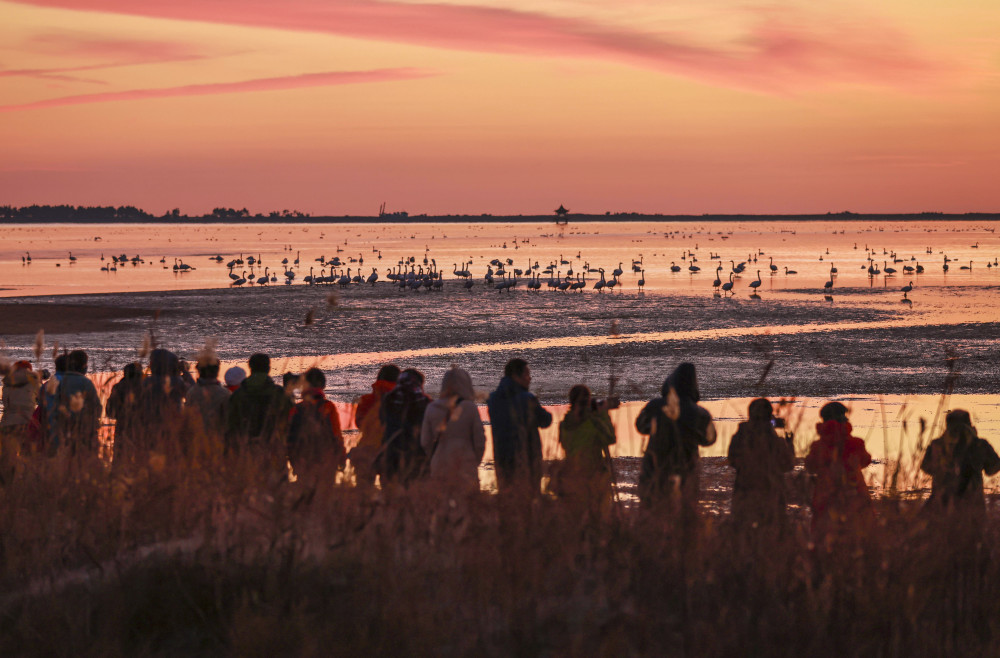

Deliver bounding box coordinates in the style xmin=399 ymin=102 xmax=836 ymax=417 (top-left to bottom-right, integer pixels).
xmin=1 ymin=0 xmax=998 ymax=215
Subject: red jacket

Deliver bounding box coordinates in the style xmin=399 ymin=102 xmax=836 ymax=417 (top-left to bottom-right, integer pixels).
xmin=355 ymin=379 xmax=396 ymax=428
xmin=805 ymin=420 xmax=872 ymax=526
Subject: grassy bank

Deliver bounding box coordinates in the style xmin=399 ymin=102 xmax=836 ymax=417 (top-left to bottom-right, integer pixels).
xmin=1 ymin=452 xmax=998 ymax=657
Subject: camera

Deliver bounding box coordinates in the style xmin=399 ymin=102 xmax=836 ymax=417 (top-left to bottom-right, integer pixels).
xmin=771 ymin=417 xmax=786 ymax=429
xmin=592 ymin=396 xmax=621 ymax=411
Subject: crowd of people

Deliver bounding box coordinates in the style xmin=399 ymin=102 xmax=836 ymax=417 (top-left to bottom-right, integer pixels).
xmin=1 ymin=351 xmax=997 ymax=540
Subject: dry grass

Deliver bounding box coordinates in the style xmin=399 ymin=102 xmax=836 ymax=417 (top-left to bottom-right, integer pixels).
xmin=1 ymin=445 xmax=999 ymax=657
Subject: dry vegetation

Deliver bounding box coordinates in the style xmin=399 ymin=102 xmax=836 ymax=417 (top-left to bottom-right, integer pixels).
xmin=1 ymin=442 xmax=999 ymax=657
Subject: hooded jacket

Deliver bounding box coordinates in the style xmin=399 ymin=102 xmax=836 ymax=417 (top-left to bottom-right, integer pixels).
xmin=1 ymin=366 xmax=41 ymax=428
xmin=486 ymin=375 xmax=553 ymax=485
xmin=636 ymin=363 xmax=716 ymax=478
xmin=420 ymin=368 xmax=486 ymax=488
xmin=804 ymin=419 xmax=872 ymax=526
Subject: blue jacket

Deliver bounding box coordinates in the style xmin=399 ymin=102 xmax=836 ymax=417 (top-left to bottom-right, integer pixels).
xmin=486 ymin=376 xmax=552 ymax=483
xmin=52 ymin=371 xmax=101 ymax=453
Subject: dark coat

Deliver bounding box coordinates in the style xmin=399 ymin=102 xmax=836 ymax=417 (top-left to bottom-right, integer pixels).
xmin=105 ymin=367 xmax=144 ymax=461
xmin=379 ymin=382 xmax=431 ymax=485
xmin=486 ymin=376 xmax=553 ymax=491
xmin=636 ymin=364 xmax=716 ymax=507
xmin=226 ymin=372 xmax=293 ymax=456
xmin=52 ymin=371 xmax=102 ymax=454
xmin=921 ymin=430 xmax=1000 ymax=516
xmin=728 ymin=419 xmax=794 ymax=525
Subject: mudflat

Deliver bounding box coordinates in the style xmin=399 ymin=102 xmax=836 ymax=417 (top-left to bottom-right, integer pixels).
xmin=0 ymin=302 xmax=162 ymax=336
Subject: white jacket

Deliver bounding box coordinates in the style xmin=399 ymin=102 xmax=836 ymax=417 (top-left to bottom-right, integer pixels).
xmin=420 ymin=368 xmax=486 ymax=489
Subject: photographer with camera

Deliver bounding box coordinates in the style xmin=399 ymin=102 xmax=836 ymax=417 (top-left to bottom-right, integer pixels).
xmin=727 ymin=398 xmax=795 ymax=531
xmin=552 ymin=385 xmax=618 ymax=510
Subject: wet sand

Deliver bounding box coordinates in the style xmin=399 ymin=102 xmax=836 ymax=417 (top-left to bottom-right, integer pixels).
xmin=1 ymin=283 xmax=997 ymax=402
xmin=0 ymin=302 xmax=163 ymax=336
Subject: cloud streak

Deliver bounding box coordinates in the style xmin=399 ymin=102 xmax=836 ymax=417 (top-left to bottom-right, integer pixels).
xmin=0 ymin=68 xmax=433 ymax=112
xmin=8 ymin=0 xmax=946 ymax=92
xmin=3 ymin=34 xmax=224 ymax=83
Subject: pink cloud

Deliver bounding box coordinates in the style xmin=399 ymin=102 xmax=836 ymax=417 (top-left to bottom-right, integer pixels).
xmin=7 ymin=0 xmax=946 ymax=91
xmin=0 ymin=68 xmax=433 ymax=112
xmin=3 ymin=33 xmax=224 ymax=83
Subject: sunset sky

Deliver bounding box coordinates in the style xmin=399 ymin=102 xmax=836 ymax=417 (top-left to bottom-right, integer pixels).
xmin=1 ymin=0 xmax=998 ymax=215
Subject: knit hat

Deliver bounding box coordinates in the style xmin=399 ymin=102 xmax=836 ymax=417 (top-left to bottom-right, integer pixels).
xmin=224 ymin=366 xmax=247 ymax=387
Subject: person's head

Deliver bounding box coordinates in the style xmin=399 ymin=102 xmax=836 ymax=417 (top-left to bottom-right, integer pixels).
xmin=304 ymin=368 xmax=325 ymax=389
xmin=376 ymin=364 xmax=401 ymax=383
xmin=224 ymin=366 xmax=247 ymax=388
xmin=945 ymin=409 xmax=972 ymax=433
xmin=663 ymin=362 xmax=698 ymax=401
xmin=504 ymin=358 xmax=531 ymax=389
xmin=196 ymin=357 xmax=220 ymax=380
xmin=54 ymin=354 xmax=68 ymax=373
xmin=248 ymin=353 xmax=270 ymax=375
xmin=440 ymin=366 xmax=474 ymax=400
xmin=820 ymin=401 xmax=849 ymax=424
xmin=148 ymin=349 xmax=178 ymax=378
xmin=122 ymin=362 xmax=143 ymax=380
xmin=67 ymin=349 xmax=88 ymax=374
xmin=396 ymin=368 xmax=425 ymax=394
xmin=748 ymin=398 xmax=773 ymax=423
xmin=568 ymin=384 xmax=591 ymax=411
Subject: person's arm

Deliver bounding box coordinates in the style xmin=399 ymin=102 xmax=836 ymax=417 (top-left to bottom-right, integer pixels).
xmin=533 ymin=394 xmax=553 ymax=429
xmin=920 ymin=442 xmax=936 ymax=476
xmin=804 ymin=441 xmax=824 ymax=474
xmin=635 ymin=400 xmax=657 ymax=435
xmin=979 ymin=439 xmax=1000 ymax=476
xmin=727 ymin=427 xmax=744 ymax=467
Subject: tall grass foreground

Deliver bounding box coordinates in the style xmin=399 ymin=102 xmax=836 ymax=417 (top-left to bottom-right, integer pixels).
xmin=1 ymin=446 xmax=999 ymax=657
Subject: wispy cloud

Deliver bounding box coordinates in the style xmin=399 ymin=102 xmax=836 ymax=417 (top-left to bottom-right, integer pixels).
xmin=3 ymin=33 xmax=222 ymax=83
xmin=0 ymin=68 xmax=433 ymax=112
xmin=7 ymin=0 xmax=947 ymax=92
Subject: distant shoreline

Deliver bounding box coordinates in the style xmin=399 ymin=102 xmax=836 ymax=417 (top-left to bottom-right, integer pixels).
xmin=3 ymin=212 xmax=1000 ymax=225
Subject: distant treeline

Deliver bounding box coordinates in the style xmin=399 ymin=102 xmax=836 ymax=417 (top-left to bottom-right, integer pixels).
xmin=1 ymin=205 xmax=999 ymax=224
xmin=0 ymin=205 xmax=311 ymax=222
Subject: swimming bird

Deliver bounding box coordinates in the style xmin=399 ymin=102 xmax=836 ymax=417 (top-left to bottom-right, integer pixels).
xmin=960 ymin=261 xmax=973 ymax=270
xmin=784 ymin=266 xmax=797 ymax=275
xmin=670 ymin=262 xmax=681 ymax=273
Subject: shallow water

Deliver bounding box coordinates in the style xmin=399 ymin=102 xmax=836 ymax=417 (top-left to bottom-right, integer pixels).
xmin=2 ymin=220 xmax=999 ymax=308
xmin=1 ymin=219 xmax=999 ymax=475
